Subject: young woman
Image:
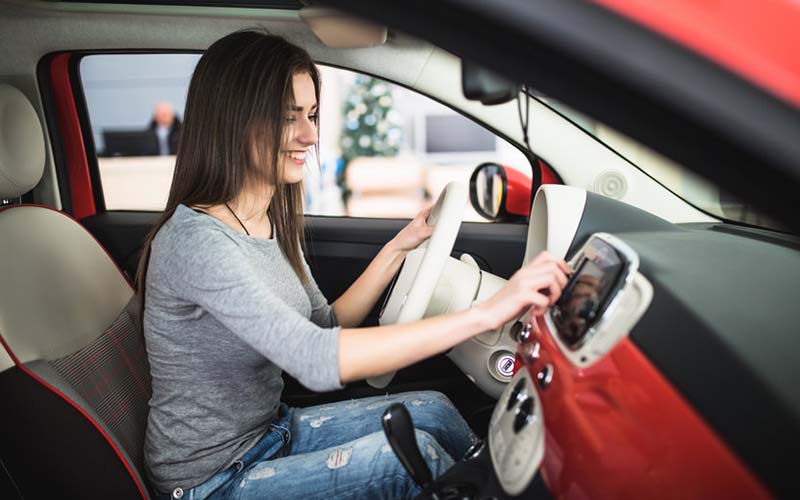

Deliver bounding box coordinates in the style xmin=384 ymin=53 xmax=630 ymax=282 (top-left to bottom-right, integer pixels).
xmin=138 ymin=30 xmax=569 ymax=500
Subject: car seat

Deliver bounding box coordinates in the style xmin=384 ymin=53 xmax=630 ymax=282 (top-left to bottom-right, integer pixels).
xmin=0 ymin=83 xmax=152 ymax=499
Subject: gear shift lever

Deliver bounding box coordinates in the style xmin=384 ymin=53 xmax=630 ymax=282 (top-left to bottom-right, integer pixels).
xmin=382 ymin=403 xmax=436 ymax=496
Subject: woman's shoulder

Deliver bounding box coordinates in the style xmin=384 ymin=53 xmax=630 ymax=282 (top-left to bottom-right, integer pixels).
xmin=152 ymin=205 xmax=240 ymax=261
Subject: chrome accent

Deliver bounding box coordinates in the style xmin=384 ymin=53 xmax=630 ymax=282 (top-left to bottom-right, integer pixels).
xmin=463 ymin=440 xmax=486 ymax=460
xmin=537 ymin=364 xmax=554 ymax=390
xmin=519 ymin=322 xmax=532 ymax=343
xmin=522 ymin=340 xmax=540 ymax=364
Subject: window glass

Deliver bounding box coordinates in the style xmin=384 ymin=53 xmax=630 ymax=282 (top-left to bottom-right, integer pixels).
xmin=82 ymin=53 xmax=199 ymax=210
xmin=311 ymin=66 xmax=531 ymax=221
xmin=81 ymin=55 xmax=531 ymax=221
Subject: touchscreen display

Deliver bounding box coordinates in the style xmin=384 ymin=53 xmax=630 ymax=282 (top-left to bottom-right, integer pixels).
xmin=552 ymin=239 xmax=626 ymax=347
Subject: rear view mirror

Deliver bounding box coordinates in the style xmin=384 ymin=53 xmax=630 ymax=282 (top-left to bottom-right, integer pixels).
xmin=469 ymin=162 xmax=532 ymax=221
xmin=461 ymin=60 xmax=520 ymax=105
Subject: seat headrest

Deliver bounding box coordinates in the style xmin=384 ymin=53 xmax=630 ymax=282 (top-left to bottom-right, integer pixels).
xmin=0 ymin=84 xmax=45 ymax=199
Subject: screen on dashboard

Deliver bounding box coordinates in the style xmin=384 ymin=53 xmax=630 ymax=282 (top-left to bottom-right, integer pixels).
xmin=552 ymin=239 xmax=626 ymax=347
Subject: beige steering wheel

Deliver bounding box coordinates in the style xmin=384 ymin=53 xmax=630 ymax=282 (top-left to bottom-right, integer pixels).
xmin=367 ymin=181 xmax=467 ymax=388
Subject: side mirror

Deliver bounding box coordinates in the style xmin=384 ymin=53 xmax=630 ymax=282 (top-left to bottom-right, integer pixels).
xmin=469 ymin=162 xmax=532 ymax=221
xmin=461 ymin=60 xmax=520 ymax=105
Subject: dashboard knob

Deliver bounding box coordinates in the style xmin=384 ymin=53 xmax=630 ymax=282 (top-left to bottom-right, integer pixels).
xmin=510 ymin=321 xmax=533 ymax=343
xmin=506 ymin=378 xmax=526 ymax=411
xmin=509 ymin=321 xmax=523 ymax=341
xmin=513 ymin=396 xmax=535 ymax=433
xmin=519 ymin=323 xmax=533 ymax=342
xmin=522 ymin=340 xmax=540 ymax=364
xmin=537 ymin=364 xmax=554 ymax=390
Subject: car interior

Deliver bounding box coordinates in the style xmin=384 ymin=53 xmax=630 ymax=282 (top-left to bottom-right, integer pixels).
xmin=1 ymin=1 xmax=798 ymax=499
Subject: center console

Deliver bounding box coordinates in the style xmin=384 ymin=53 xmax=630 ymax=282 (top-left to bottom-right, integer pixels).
xmin=387 ymin=233 xmax=652 ymax=499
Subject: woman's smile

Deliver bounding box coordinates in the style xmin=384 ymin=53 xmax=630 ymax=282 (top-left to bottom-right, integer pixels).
xmin=286 ymin=149 xmax=307 ymax=165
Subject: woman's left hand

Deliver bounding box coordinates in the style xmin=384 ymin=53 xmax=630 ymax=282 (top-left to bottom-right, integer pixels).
xmin=390 ymin=203 xmax=435 ymax=253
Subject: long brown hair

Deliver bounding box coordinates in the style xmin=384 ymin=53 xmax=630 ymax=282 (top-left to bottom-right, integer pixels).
xmin=135 ymin=29 xmax=319 ymax=317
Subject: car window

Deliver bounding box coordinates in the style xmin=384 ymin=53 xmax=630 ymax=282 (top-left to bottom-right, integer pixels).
xmin=80 ymin=54 xmax=532 ymax=222
xmin=81 ymin=53 xmax=199 ymax=211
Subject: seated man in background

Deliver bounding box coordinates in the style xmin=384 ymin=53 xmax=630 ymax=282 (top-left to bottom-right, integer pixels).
xmin=148 ymin=100 xmax=182 ymax=156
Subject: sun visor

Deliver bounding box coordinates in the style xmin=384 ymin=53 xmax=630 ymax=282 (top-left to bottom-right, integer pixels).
xmin=299 ymin=7 xmax=387 ymax=48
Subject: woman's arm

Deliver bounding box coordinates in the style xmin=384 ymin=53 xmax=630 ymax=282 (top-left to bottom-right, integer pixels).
xmin=332 ymin=205 xmax=433 ymax=328
xmin=338 ymin=251 xmax=570 ymax=383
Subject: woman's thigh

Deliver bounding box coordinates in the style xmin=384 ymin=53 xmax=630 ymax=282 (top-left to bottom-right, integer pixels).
xmin=289 ymin=391 xmax=477 ymax=460
xmin=220 ymin=429 xmax=454 ymax=500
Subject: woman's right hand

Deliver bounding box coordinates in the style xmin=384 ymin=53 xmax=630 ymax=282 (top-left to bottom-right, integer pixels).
xmin=477 ymin=251 xmax=571 ymax=331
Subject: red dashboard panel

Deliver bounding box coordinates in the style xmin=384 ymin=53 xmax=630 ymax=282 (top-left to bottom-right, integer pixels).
xmin=516 ymin=317 xmax=770 ymax=500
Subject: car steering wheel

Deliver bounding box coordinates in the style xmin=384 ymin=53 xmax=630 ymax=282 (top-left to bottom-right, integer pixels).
xmin=367 ymin=181 xmax=467 ymax=388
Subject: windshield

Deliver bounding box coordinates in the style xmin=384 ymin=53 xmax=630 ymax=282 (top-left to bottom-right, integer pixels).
xmin=541 ymin=99 xmax=785 ymax=232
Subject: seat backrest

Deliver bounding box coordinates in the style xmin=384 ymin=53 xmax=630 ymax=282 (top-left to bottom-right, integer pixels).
xmin=0 ymin=84 xmax=152 ymax=499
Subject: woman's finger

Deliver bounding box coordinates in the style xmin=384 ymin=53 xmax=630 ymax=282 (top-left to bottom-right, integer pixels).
xmin=417 ymin=202 xmax=434 ymax=222
xmin=531 ymin=250 xmax=553 ymax=266
xmin=553 ymin=266 xmax=569 ymax=288
xmin=526 ymin=292 xmax=551 ymax=316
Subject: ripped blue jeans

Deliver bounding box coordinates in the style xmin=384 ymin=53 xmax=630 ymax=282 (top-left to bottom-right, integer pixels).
xmin=175 ymin=391 xmax=477 ymax=500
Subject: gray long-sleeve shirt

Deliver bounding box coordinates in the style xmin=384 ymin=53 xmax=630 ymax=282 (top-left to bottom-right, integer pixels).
xmin=143 ymin=204 xmax=342 ymax=491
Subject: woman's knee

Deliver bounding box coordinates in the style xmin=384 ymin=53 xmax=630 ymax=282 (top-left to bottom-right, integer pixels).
xmin=412 ymin=429 xmax=455 ymax=477
xmin=401 ymin=391 xmax=463 ymax=426
xmin=401 ymin=391 xmax=457 ymax=414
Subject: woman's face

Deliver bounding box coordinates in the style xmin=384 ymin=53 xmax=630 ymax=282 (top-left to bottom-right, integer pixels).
xmin=279 ymin=71 xmax=318 ymax=185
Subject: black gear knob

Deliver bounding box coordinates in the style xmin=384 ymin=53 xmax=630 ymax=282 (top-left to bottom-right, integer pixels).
xmin=381 ymin=403 xmax=434 ymax=491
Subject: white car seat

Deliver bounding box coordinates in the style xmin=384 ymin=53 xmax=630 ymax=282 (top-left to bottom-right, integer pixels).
xmin=0 ymin=84 xmax=151 ymax=499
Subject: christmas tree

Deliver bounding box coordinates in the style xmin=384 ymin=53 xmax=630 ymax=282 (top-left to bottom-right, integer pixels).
xmin=338 ymin=75 xmax=403 ymax=193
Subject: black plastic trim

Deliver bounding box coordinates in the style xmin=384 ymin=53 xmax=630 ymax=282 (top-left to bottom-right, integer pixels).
xmin=305 ymin=215 xmax=527 ymax=279
xmin=565 ymin=192 xmax=674 ymax=258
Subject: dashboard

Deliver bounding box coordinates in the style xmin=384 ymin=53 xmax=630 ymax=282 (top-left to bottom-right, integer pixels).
xmin=480 ymin=185 xmax=797 ymax=499
xmin=488 ymin=227 xmax=653 ymax=497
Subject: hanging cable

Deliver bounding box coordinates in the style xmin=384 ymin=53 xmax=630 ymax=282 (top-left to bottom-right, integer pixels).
xmin=517 ymin=84 xmax=532 ymax=151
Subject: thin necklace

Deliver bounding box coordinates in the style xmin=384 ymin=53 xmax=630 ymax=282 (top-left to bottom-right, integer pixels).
xmin=224 ymin=202 xmax=251 ymax=236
